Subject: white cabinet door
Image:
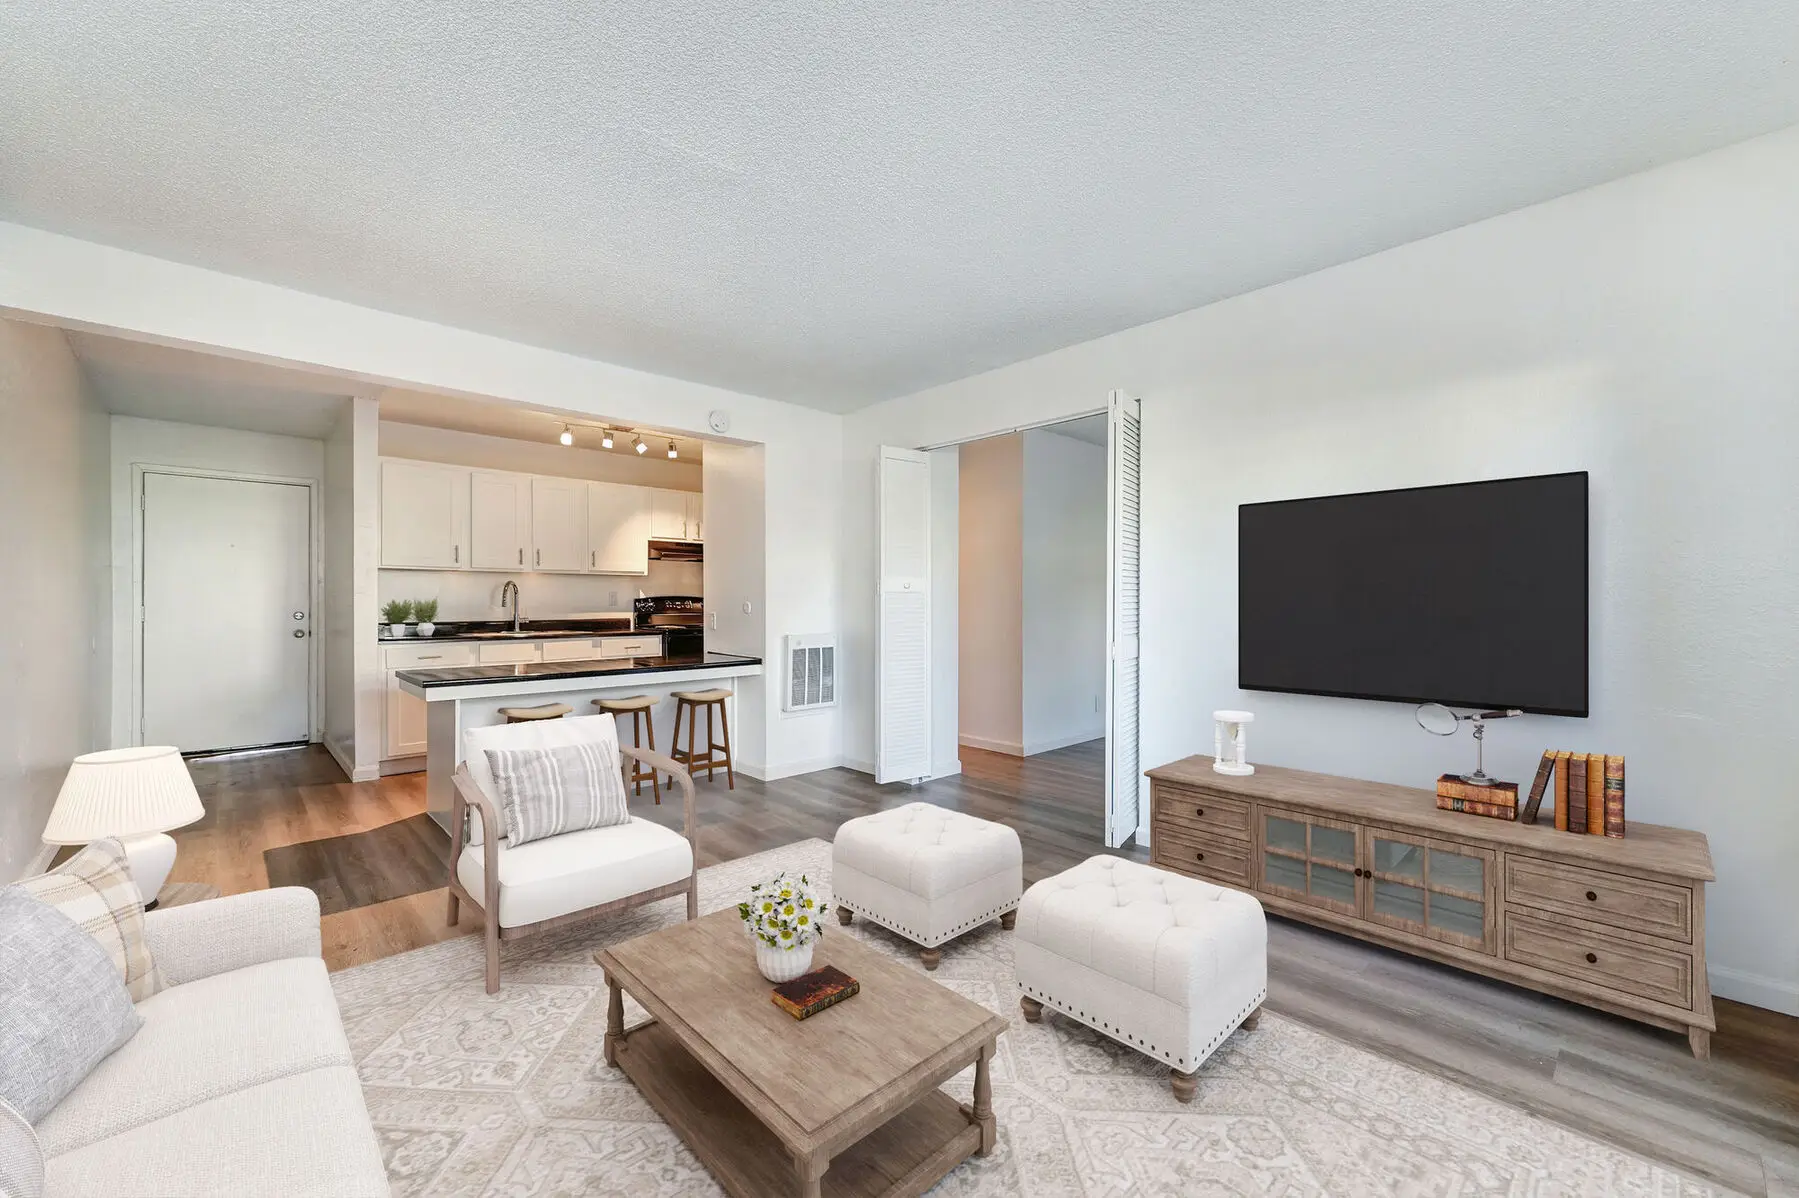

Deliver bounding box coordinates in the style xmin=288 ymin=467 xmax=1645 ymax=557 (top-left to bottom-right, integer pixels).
xmin=380 ymin=459 xmax=469 ymax=568
xmin=531 ymin=477 xmax=588 ymax=572
xmin=649 ymin=489 xmax=691 ymax=539
xmin=386 ymin=669 xmax=428 ymax=757
xmin=468 ymin=470 xmax=531 ymax=570
xmin=587 ymin=482 xmax=651 ymax=573
xmin=685 ymin=492 xmax=703 ymax=542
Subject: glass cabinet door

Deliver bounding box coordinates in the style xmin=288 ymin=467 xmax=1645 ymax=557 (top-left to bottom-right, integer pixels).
xmin=1259 ymin=810 xmax=1362 ymax=916
xmin=1364 ymin=830 xmax=1494 ymax=953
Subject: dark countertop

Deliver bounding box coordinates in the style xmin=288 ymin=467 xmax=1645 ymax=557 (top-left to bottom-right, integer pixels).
xmin=396 ymin=652 xmax=762 ymax=690
xmin=379 ymin=617 xmax=640 ymax=644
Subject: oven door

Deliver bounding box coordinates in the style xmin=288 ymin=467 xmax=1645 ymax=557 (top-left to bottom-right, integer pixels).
xmin=661 ymin=627 xmax=705 ymax=658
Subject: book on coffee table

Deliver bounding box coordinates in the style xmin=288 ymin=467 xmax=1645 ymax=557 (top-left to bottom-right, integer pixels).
xmin=771 ymin=965 xmax=860 ymax=1020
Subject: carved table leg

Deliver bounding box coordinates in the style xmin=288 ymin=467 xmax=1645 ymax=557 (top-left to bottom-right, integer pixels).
xmin=604 ymin=977 xmax=625 ymax=1067
xmin=973 ymin=1040 xmax=997 ymax=1156
xmin=836 ymin=905 xmax=853 ymax=926
xmin=920 ymin=947 xmax=942 ymax=971
xmin=1020 ymin=995 xmax=1043 ymax=1023
xmin=1688 ymin=1026 xmax=1711 ymax=1060
xmin=999 ymin=908 xmax=1017 ymax=930
xmin=1170 ymin=1068 xmax=1198 ymax=1103
xmin=1241 ymin=1004 xmax=1262 ymax=1030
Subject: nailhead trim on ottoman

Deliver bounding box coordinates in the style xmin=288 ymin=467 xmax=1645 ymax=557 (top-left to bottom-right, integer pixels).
xmin=831 ymin=802 xmax=1024 ymax=963
xmin=1013 ymin=855 xmax=1268 ymax=1075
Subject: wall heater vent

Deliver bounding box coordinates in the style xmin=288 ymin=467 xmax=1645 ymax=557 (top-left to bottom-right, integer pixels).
xmin=784 ymin=634 xmax=837 ymax=712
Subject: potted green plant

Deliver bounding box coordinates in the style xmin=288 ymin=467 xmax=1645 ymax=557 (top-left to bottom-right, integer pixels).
xmin=413 ymin=598 xmax=439 ymax=638
xmin=381 ymin=599 xmax=414 ymax=637
xmin=738 ymin=871 xmax=824 ymax=982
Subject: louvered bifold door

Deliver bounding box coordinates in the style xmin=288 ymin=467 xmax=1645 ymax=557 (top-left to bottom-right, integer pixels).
xmin=1105 ymin=391 xmax=1143 ymax=846
xmin=877 ymin=447 xmax=933 ymax=783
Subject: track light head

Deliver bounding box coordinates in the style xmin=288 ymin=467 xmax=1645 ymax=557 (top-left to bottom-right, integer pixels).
xmin=667 ymin=440 xmax=678 ymax=459
xmin=600 ymin=429 xmax=614 ymax=449
xmin=633 ymin=435 xmax=648 ymax=455
xmin=558 ymin=425 xmax=573 ymax=446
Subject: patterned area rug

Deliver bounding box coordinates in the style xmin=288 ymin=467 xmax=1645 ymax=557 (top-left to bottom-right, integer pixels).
xmin=330 ymin=839 xmax=1729 ymax=1196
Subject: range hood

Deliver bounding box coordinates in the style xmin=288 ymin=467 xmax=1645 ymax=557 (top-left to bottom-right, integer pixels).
xmin=648 ymin=539 xmax=703 ymax=562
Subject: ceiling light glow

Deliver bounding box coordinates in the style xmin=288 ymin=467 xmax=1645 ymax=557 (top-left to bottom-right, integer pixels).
xmin=558 ymin=425 xmax=573 ymax=446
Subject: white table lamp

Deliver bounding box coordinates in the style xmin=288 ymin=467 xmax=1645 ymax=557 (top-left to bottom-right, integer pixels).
xmin=1212 ymin=710 xmax=1256 ymax=776
xmin=43 ymin=746 xmax=204 ymax=905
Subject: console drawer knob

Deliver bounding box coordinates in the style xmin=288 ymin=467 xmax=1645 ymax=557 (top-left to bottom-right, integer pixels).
xmin=1585 ymin=952 xmax=1598 ymax=964
xmin=1586 ymin=890 xmax=1598 ymax=902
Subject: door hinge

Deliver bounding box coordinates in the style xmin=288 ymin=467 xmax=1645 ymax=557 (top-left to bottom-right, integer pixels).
xmin=140 ymin=491 xmax=147 ymax=511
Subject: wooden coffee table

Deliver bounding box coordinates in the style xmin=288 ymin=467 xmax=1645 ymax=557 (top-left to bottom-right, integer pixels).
xmin=596 ymin=909 xmax=1006 ymax=1198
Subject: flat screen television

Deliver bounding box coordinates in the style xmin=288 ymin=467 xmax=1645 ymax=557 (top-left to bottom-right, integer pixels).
xmin=1238 ymin=471 xmax=1588 ymax=717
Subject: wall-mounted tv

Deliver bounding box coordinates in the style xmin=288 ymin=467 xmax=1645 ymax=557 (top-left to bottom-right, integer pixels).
xmin=1238 ymin=471 xmax=1588 ymax=717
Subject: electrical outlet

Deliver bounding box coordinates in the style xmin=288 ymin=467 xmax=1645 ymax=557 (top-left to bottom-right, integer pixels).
xmin=709 ymin=612 xmax=718 ymax=630
xmin=608 ymin=590 xmax=619 ymax=608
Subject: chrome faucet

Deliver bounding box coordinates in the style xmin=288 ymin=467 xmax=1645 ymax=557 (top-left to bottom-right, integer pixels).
xmin=500 ymin=580 xmax=522 ymax=632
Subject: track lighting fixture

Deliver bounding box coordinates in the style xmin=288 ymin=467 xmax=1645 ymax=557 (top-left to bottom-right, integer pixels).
xmin=633 ymin=434 xmax=648 ymax=455
xmin=600 ymin=428 xmax=614 ymax=449
xmin=558 ymin=425 xmax=573 ymax=446
xmin=667 ymin=440 xmax=678 ymax=459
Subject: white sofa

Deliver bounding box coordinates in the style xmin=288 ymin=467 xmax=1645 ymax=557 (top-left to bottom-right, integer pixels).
xmin=32 ymin=888 xmax=390 ymax=1197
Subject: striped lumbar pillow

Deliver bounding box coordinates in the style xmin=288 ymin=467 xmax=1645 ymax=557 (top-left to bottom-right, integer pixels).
xmin=11 ymin=839 xmax=164 ymax=1002
xmin=483 ymin=740 xmax=631 ymax=846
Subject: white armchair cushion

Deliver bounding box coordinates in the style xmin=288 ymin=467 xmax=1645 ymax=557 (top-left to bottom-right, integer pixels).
xmin=463 ymin=714 xmax=622 ymax=846
xmin=456 ymin=817 xmax=693 ymax=929
xmin=141 ymin=888 xmax=321 ymax=987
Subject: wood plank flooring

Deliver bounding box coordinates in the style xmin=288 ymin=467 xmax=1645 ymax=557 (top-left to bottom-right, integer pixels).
xmin=175 ymin=741 xmax=1799 ymax=1195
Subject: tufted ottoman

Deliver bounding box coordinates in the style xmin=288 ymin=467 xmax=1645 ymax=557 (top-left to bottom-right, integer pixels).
xmin=832 ymin=802 xmax=1024 ymax=970
xmin=1014 ymin=856 xmax=1267 ymax=1101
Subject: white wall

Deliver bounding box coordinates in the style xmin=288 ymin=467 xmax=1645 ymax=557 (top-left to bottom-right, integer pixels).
xmin=703 ymin=443 xmax=767 ymax=768
xmin=0 ymin=318 xmax=109 ymax=879
xmin=324 ymin=396 xmax=382 ymax=779
xmin=378 ymin=419 xmax=700 ymax=491
xmin=108 ymin=415 xmax=326 ymax=747
xmin=1 ymin=225 xmax=844 ymax=782
xmin=844 ymin=123 xmax=1799 ymax=1014
xmin=957 ymin=435 xmax=1023 ymax=753
xmin=1021 ymin=428 xmax=1106 ymax=754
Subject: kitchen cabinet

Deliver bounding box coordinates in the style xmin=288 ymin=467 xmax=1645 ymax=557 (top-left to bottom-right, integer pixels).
xmin=468 ymin=471 xmax=531 ymax=570
xmin=383 ymin=642 xmax=473 ymax=757
xmin=531 ymin=477 xmax=588 ymax=572
xmin=586 ymin=481 xmax=651 ymax=574
xmin=649 ymin=489 xmax=691 ymax=540
xmin=685 ymin=491 xmax=704 ymax=541
xmin=379 ymin=460 xmax=469 ymax=568
xmin=596 ymin=633 xmax=662 ymax=658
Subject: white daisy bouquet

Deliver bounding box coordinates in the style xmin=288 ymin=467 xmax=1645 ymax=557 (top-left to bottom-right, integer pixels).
xmin=737 ymin=871 xmax=823 ymax=951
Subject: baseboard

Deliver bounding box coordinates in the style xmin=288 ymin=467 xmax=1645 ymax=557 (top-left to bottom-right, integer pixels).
xmin=1022 ymin=730 xmax=1105 ymax=756
xmin=324 ymin=737 xmax=380 ymax=783
xmin=378 ymin=756 xmax=426 ymax=777
xmin=839 ymin=756 xmax=875 ymax=776
xmin=959 ymin=734 xmax=1024 ymax=756
xmin=737 ymin=756 xmax=842 ymax=782
xmin=1710 ymin=964 xmax=1799 ymax=1015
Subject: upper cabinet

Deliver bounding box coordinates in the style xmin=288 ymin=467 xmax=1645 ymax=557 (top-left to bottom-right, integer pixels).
xmin=687 ymin=492 xmax=703 ymax=542
xmin=531 ymin=476 xmax=589 ymax=572
xmin=468 ymin=471 xmax=531 ymax=571
xmin=649 ymin=488 xmax=704 ymax=541
xmin=587 ymin=481 xmax=651 ymax=574
xmin=379 ymin=460 xmax=469 ymax=568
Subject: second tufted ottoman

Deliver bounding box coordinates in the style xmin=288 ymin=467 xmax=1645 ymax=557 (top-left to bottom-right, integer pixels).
xmin=1014 ymin=855 xmax=1267 ymax=1102
xmin=832 ymin=802 xmax=1024 ymax=970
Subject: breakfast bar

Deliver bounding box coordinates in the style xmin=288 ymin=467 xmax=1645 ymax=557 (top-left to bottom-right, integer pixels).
xmin=398 ymin=652 xmax=763 ymax=832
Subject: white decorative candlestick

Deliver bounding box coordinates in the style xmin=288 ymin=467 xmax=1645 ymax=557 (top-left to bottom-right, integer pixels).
xmin=1212 ymin=710 xmax=1256 ymax=776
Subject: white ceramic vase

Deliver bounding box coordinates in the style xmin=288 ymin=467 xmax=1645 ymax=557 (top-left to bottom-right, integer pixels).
xmin=755 ymin=940 xmax=814 ymax=983
xmin=417 ymin=621 xmax=436 ymax=637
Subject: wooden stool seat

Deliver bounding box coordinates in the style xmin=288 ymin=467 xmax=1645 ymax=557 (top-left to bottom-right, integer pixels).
xmin=595 ymin=694 xmax=657 ymax=713
xmin=595 ymin=696 xmax=662 ymax=803
xmin=671 ymin=691 xmax=735 ymax=789
xmin=498 ymin=703 xmax=572 ymax=723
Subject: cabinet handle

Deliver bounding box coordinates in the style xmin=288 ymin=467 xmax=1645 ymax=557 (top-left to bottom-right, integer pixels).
xmin=1195 ymin=852 xmax=1205 ymax=862
xmin=1585 ymin=952 xmax=1598 ymax=964
xmin=1585 ymin=890 xmax=1597 ymax=902
xmin=518 ymin=548 xmax=523 ymax=565
xmin=591 ymin=550 xmax=596 ymax=568
xmin=1195 ymin=807 xmax=1205 ymax=817
xmin=453 ymin=545 xmax=459 ymax=563
xmin=535 ymin=549 xmax=541 ymax=566
xmin=419 ymin=655 xmax=441 ymax=660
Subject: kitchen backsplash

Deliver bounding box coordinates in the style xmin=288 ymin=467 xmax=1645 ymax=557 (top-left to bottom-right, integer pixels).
xmin=378 ymin=560 xmax=702 ymax=621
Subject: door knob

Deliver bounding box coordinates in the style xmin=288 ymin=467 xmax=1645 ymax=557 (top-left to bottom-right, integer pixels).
xmin=292 ymin=629 xmax=307 ymax=638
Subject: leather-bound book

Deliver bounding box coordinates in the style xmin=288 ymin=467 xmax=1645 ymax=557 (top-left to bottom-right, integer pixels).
xmin=1586 ymin=753 xmax=1606 ymax=836
xmin=1567 ymin=755 xmax=1588 ymax=834
xmin=1521 ymin=752 xmax=1556 ymax=824
xmin=1604 ymin=756 xmax=1626 ymax=838
xmin=771 ymin=965 xmax=860 ymax=1020
xmin=1554 ymin=750 xmax=1572 ymax=831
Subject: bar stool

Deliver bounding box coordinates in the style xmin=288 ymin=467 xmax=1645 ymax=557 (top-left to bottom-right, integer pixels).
xmin=497 ymin=702 xmax=571 ymax=724
xmin=670 ymin=689 xmax=735 ymax=789
xmin=593 ymin=695 xmax=662 ymax=803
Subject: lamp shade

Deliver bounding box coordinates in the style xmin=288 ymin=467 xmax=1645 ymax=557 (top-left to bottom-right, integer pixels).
xmin=42 ymin=747 xmax=204 ymax=845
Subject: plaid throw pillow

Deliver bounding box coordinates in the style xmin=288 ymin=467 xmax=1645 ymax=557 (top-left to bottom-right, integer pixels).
xmin=484 ymin=741 xmax=631 ymax=847
xmin=13 ymin=839 xmax=165 ymax=1002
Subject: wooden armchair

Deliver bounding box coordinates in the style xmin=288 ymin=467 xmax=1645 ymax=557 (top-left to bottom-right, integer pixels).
xmin=447 ymin=724 xmax=698 ymax=993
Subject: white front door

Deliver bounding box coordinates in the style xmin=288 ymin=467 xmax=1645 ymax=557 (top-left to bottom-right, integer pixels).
xmin=141 ymin=472 xmax=312 ymax=752
xmin=1105 ymin=391 xmax=1144 ymax=847
xmin=877 ymin=446 xmax=933 ymax=784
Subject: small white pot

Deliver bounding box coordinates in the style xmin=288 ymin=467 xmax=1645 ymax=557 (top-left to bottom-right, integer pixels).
xmin=755 ymin=940 xmax=814 ymax=983
xmin=417 ymin=621 xmax=436 ymax=637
